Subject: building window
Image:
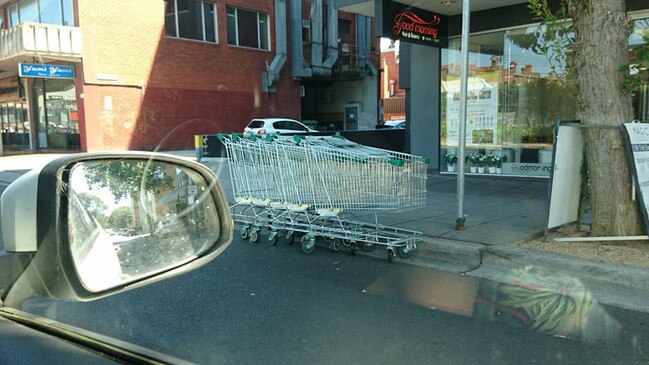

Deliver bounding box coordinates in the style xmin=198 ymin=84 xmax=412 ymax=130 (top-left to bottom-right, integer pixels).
xmin=7 ymin=0 xmax=74 ymax=27
xmin=439 ymin=18 xmax=649 ymax=177
xmin=440 ymin=25 xmax=578 ymax=177
xmin=226 ymin=6 xmax=270 ymax=50
xmin=165 ymin=0 xmax=217 ymax=43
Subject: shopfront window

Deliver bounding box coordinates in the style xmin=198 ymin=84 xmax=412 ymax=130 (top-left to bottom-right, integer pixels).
xmin=441 ymin=25 xmax=578 ymax=177
xmin=631 ymin=17 xmax=649 ymax=123
xmin=32 ymin=78 xmax=79 ymax=150
xmin=0 ymin=102 xmax=30 ymax=151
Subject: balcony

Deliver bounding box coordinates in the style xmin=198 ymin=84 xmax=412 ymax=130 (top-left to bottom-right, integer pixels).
xmin=0 ymin=22 xmax=83 ymax=68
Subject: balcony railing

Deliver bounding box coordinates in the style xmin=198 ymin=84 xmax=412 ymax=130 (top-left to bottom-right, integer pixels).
xmin=0 ymin=22 xmax=83 ymax=63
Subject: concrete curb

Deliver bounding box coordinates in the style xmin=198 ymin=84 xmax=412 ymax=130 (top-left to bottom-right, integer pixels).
xmin=402 ymin=236 xmax=649 ymax=313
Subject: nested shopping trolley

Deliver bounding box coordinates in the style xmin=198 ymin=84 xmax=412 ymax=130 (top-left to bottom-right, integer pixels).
xmin=218 ymin=133 xmax=429 ymax=262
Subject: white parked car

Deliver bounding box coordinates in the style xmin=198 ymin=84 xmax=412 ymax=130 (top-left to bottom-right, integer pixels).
xmin=375 ymin=120 xmax=406 ymax=129
xmin=244 ymin=118 xmax=317 ymax=135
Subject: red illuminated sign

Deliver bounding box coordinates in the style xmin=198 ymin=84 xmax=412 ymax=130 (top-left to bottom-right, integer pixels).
xmin=382 ymin=1 xmax=447 ymax=48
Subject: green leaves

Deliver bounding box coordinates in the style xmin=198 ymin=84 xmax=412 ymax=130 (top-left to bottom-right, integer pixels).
xmin=621 ymin=35 xmax=649 ymax=93
xmin=525 ymin=0 xmax=575 ymax=81
xmin=82 ymin=160 xmax=174 ymax=203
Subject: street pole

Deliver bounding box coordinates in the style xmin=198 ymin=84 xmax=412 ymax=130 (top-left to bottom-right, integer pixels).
xmin=455 ymin=0 xmax=470 ymax=230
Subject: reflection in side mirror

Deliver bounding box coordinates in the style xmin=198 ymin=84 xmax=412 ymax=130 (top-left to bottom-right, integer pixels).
xmin=68 ymin=159 xmax=221 ymax=292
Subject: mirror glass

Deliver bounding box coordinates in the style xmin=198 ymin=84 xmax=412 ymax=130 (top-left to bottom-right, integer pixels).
xmin=67 ymin=159 xmax=220 ymax=292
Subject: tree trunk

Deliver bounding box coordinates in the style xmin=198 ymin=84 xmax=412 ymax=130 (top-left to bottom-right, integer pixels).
xmin=566 ymin=0 xmax=644 ymax=235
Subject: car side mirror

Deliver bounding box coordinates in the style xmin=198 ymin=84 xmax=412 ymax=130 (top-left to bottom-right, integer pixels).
xmin=0 ymin=152 xmax=233 ymax=307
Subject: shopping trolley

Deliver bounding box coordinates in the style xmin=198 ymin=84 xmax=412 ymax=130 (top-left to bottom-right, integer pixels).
xmin=218 ymin=133 xmax=429 ymax=262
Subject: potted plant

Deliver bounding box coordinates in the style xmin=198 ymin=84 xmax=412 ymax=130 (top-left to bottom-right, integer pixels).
xmin=445 ymin=154 xmax=458 ymax=172
xmin=488 ymin=155 xmax=501 ymax=174
xmin=467 ymin=153 xmax=478 ymax=173
xmin=497 ymin=154 xmax=508 ymax=174
xmin=476 ymin=154 xmax=488 ymax=173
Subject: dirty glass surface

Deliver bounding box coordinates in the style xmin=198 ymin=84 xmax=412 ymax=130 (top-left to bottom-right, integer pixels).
xmin=0 ymin=1 xmax=648 ymax=364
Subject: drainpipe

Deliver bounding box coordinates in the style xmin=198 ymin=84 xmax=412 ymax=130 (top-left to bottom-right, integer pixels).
xmin=356 ymin=15 xmax=377 ymax=76
xmin=263 ymin=0 xmax=288 ymax=92
xmin=290 ymin=0 xmax=312 ymax=78
xmin=322 ymin=0 xmax=338 ymax=69
xmin=310 ymin=0 xmax=326 ymax=75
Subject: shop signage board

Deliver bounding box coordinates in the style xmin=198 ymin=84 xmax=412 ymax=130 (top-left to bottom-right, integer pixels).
xmin=502 ymin=162 xmax=552 ymax=177
xmin=381 ymin=0 xmax=448 ymax=48
xmin=18 ymin=63 xmax=75 ymax=79
xmin=622 ymin=123 xmax=649 ymax=233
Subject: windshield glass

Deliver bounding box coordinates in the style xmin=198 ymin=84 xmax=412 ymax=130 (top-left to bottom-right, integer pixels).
xmin=1 ymin=1 xmax=649 ymax=364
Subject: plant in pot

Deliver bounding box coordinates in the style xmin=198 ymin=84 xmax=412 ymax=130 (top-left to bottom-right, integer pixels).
xmin=467 ymin=153 xmax=478 ymax=173
xmin=445 ymin=154 xmax=458 ymax=172
xmin=488 ymin=154 xmax=501 ymax=174
xmin=476 ymin=154 xmax=488 ymax=173
xmin=498 ymin=154 xmax=508 ymax=174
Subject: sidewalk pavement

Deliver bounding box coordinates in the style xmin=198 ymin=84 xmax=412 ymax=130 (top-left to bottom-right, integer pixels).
xmin=2 ymin=151 xmax=648 ymax=312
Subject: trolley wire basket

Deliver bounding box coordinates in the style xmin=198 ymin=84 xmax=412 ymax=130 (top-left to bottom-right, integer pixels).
xmin=219 ymin=133 xmax=429 ymax=262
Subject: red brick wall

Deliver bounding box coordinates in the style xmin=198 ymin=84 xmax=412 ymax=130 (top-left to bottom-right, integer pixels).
xmin=77 ymin=0 xmax=300 ymax=151
xmin=380 ymin=50 xmax=405 ymax=99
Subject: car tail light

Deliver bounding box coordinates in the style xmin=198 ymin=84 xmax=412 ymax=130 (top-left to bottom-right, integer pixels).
xmin=258 ymin=129 xmax=266 ymax=134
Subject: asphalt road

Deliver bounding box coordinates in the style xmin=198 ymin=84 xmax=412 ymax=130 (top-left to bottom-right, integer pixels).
xmin=1 ymin=158 xmax=648 ymax=364
xmin=20 ymin=237 xmax=649 ymax=365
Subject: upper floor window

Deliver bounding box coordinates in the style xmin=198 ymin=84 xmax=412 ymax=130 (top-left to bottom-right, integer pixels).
xmin=226 ymin=6 xmax=269 ymax=50
xmin=7 ymin=0 xmax=74 ymax=27
xmin=165 ymin=0 xmax=217 ymax=43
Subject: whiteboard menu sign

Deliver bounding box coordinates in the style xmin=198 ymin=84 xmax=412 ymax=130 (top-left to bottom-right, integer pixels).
xmin=546 ymin=122 xmax=584 ymax=230
xmin=622 ymin=123 xmax=649 ymax=232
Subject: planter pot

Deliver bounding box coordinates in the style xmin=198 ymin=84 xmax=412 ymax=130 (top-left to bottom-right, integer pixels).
xmin=446 ymin=164 xmax=457 ymax=172
xmin=488 ymin=166 xmax=496 ymax=174
xmin=477 ymin=167 xmax=486 ymax=173
xmin=496 ymin=167 xmax=503 ymax=174
xmin=470 ymin=166 xmax=478 ymax=173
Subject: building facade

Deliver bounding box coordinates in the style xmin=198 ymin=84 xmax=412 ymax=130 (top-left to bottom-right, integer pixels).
xmin=0 ymin=0 xmax=378 ymax=153
xmin=340 ymin=0 xmax=649 ymax=177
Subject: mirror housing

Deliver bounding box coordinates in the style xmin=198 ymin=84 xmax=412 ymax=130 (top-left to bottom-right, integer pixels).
xmin=0 ymin=152 xmax=233 ymax=307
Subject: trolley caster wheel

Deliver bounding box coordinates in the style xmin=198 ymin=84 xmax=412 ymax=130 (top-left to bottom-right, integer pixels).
xmin=387 ymin=248 xmax=396 ymax=263
xmin=349 ymin=241 xmax=358 ymax=256
xmin=398 ymin=246 xmax=413 ymax=258
xmin=283 ymin=231 xmax=295 ymax=245
xmin=362 ymin=242 xmax=376 ymax=252
xmin=239 ymin=225 xmax=251 ymax=240
xmin=329 ymin=239 xmax=341 ymax=252
xmin=341 ymin=240 xmax=352 ymax=248
xmin=249 ymin=229 xmax=260 ymax=243
xmin=301 ymin=235 xmax=316 ymax=254
xmin=266 ymin=231 xmax=278 ymax=246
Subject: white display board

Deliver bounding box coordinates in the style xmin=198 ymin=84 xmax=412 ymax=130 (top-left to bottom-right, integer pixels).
xmin=546 ymin=123 xmax=584 ymax=230
xmin=622 ymin=123 xmax=649 ymax=232
xmin=444 ymin=76 xmax=499 ymax=146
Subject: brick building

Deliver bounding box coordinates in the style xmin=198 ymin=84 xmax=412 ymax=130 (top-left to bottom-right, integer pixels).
xmin=379 ymin=45 xmax=405 ymax=121
xmin=0 ymin=0 xmax=378 ymax=153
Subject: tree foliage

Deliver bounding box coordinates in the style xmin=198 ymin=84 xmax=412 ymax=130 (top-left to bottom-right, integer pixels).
xmin=108 ymin=206 xmax=132 ymax=229
xmin=527 ymin=0 xmax=649 ymax=94
xmin=526 ymin=0 xmax=575 ymax=78
xmin=77 ymin=192 xmax=108 ymax=226
xmin=82 ymin=160 xmax=174 ymax=203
